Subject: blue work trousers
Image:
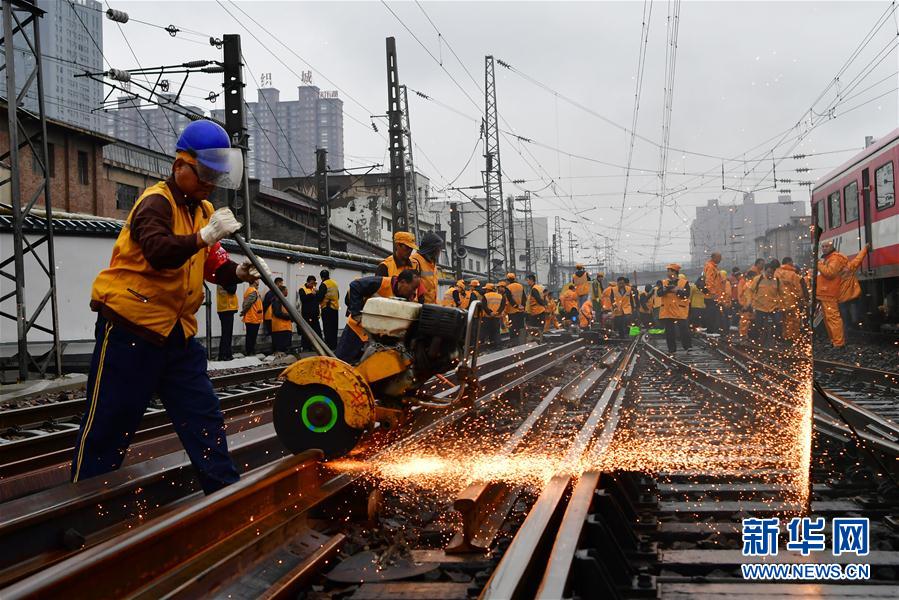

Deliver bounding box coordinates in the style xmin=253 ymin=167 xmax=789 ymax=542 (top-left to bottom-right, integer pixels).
xmin=71 ymin=315 xmax=240 ymax=495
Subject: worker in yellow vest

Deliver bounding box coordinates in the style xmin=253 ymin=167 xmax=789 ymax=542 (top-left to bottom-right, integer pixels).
xmin=590 ymin=272 xmax=606 ymax=312
xmin=543 ymin=290 xmax=560 ymax=332
xmin=442 ymin=280 xmax=467 ymax=308
xmin=336 ymin=271 xmax=422 ymax=363
xmin=579 ymin=297 xmax=595 ymax=330
xmin=773 ymin=258 xmax=804 ymax=341
xmin=524 ymin=273 xmax=547 ymax=341
xmin=603 ymin=277 xmax=635 ymax=338
xmin=504 ymin=273 xmax=526 ymax=344
xmin=216 ymin=283 xmax=239 ymax=361
xmin=702 ymin=252 xmax=725 ymax=334
xmin=318 ymin=270 xmax=340 ymax=349
xmin=76 ymin=120 xmax=268 ymax=495
xmin=638 ymin=285 xmax=653 ymax=329
xmin=271 ymin=283 xmax=294 ymax=355
xmin=468 ymin=279 xmax=483 ymax=309
xmin=262 ymin=276 xmax=284 ymax=337
xmin=738 ymin=271 xmax=757 ymax=338
xmin=376 ymin=231 xmax=419 ymax=277
xmin=751 ymin=261 xmax=783 ymax=346
xmin=657 ymin=263 xmax=691 ymax=354
xmin=240 ymin=280 xmax=263 ymax=356
xmin=410 ymin=232 xmax=443 ymax=304
xmin=560 ymin=283 xmax=579 ymax=327
xmin=481 ymin=283 xmax=506 ymax=347
xmin=572 ymin=263 xmax=591 ymax=308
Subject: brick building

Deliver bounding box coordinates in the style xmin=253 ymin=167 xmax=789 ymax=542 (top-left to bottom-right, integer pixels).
xmin=1 ymin=103 xmax=175 ymax=219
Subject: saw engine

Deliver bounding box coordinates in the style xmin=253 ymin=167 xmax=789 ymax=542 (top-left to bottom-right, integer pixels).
xmin=273 ymin=298 xmax=473 ymax=459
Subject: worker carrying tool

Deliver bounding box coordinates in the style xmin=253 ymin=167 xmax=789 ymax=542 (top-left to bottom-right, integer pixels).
xmin=376 ymin=231 xmax=419 ymax=277
xmin=481 ymin=283 xmax=506 ymax=346
xmin=657 ymin=263 xmax=692 ymax=354
xmin=275 ymin=268 xmax=476 ymax=458
xmin=75 ymin=120 xmax=268 ymax=495
xmin=504 ymin=272 xmax=526 ymax=343
xmin=572 ymin=263 xmax=591 ymax=308
xmin=524 ymin=273 xmax=547 ymax=340
xmin=410 ymin=232 xmax=444 ymax=304
xmin=602 ymin=276 xmax=636 ymax=338
xmin=336 ymin=271 xmax=422 ymax=363
xmin=816 ymin=240 xmax=849 ymax=348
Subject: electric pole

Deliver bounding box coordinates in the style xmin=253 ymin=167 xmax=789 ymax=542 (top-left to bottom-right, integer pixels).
xmin=386 ymin=37 xmax=409 ymax=233
xmin=568 ymin=230 xmax=575 ymax=266
xmin=450 ymin=203 xmax=464 ymax=280
xmin=399 ymin=84 xmax=420 ymax=240
xmin=222 ymin=34 xmax=251 ymax=240
xmin=521 ymin=191 xmax=534 ymax=274
xmin=483 ymin=56 xmax=507 ymax=280
xmin=550 ymin=234 xmax=559 ymax=289
xmin=507 ymin=195 xmax=517 ymax=274
xmin=315 ymin=148 xmax=330 ymax=255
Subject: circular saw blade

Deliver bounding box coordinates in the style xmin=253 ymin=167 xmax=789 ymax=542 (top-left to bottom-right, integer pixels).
xmin=273 ymin=381 xmax=364 ymax=459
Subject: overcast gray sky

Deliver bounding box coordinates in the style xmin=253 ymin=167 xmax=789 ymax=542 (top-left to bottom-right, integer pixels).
xmin=105 ymin=1 xmax=899 ymax=267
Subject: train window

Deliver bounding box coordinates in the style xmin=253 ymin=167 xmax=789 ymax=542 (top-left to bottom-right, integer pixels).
xmin=843 ymin=181 xmax=859 ymax=223
xmin=814 ymin=199 xmax=826 ymax=232
xmin=827 ymin=191 xmax=841 ymax=228
xmin=875 ymin=162 xmax=895 ymax=210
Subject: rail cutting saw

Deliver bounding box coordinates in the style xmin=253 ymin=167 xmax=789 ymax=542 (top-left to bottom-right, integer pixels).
xmin=233 ymin=235 xmax=481 ymax=459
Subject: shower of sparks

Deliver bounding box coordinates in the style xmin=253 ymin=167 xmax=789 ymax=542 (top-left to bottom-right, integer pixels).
xmin=337 ymin=338 xmax=815 ymax=507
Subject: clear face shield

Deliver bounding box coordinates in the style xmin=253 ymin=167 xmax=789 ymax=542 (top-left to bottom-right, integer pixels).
xmin=191 ymin=148 xmax=245 ymax=190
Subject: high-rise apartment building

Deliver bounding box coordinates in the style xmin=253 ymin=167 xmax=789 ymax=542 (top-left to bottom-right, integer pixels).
xmin=213 ymin=85 xmax=344 ymax=185
xmin=689 ymin=192 xmax=807 ymax=270
xmin=106 ymin=94 xmax=202 ymax=155
xmin=2 ymin=0 xmax=104 ymax=131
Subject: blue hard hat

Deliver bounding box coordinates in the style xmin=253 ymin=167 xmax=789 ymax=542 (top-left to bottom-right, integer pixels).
xmin=176 ymin=120 xmax=231 ymax=153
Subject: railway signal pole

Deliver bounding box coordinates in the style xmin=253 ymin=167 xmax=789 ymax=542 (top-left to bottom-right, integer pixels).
xmin=386 ymin=37 xmax=409 ymax=233
xmin=222 ymin=34 xmax=252 ymax=241
xmin=399 ymin=85 xmax=420 ymax=240
xmin=315 ymin=148 xmax=330 ymax=255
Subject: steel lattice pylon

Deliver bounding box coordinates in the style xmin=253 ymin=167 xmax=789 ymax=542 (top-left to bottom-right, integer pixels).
xmin=399 ymin=85 xmax=419 ymax=240
xmin=1 ymin=0 xmax=61 ymax=381
xmin=522 ymin=191 xmax=534 ymax=274
xmin=386 ymin=37 xmax=409 ymax=233
xmin=483 ymin=55 xmax=506 ymax=280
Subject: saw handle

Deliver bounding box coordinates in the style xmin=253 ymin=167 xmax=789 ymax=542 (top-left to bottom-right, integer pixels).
xmin=231 ymin=233 xmax=335 ymax=358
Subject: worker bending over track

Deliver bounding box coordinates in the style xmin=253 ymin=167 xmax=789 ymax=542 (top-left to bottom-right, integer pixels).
xmin=336 ymin=270 xmax=422 ymax=363
xmin=74 ymin=120 xmax=268 ymax=495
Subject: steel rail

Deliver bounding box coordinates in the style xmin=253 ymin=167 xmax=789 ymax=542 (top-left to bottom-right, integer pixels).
xmin=0 ymin=339 xmax=579 ymax=591
xmin=447 ymin=349 xmax=619 ymax=554
xmin=0 ymin=366 xmax=285 ymax=432
xmin=480 ymin=340 xmax=638 ymax=600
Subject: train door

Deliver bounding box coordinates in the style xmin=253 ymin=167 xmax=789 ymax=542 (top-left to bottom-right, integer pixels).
xmin=861 ymin=168 xmax=873 ymax=256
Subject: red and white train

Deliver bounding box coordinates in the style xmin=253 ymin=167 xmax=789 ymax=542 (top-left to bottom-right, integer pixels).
xmin=812 ymin=128 xmax=898 ymax=323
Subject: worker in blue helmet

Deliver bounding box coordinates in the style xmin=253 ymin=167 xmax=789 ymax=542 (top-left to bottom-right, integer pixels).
xmin=76 ymin=120 xmax=270 ymax=495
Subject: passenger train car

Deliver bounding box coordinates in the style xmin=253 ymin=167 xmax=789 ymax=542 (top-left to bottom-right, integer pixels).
xmin=811 ymin=128 xmax=898 ymax=324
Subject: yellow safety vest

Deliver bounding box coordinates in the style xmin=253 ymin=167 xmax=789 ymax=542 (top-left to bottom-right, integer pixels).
xmin=90 ymin=181 xmax=212 ymax=341
xmin=242 ymin=287 xmax=263 ymax=324
xmin=572 ymin=272 xmax=590 ymax=297
xmin=659 ymin=277 xmax=689 ymax=320
xmin=411 ymin=252 xmax=438 ymax=304
xmin=216 ymin=285 xmax=238 ymax=313
xmin=347 ymin=277 xmax=394 ymax=342
xmin=320 ymin=279 xmax=339 ymax=310
xmin=483 ymin=291 xmax=503 ymax=317
xmin=526 ymin=284 xmax=546 ymax=315
xmin=506 ymin=282 xmax=524 ymax=314
xmin=378 ymin=255 xmax=416 ymax=277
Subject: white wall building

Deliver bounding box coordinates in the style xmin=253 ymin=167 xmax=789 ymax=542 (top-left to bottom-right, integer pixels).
xmin=689 ymin=192 xmax=807 ymax=271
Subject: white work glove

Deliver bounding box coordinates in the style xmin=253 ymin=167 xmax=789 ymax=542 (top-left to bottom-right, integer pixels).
xmin=199 ymin=207 xmax=241 ymax=246
xmin=236 ymin=258 xmax=271 ymax=282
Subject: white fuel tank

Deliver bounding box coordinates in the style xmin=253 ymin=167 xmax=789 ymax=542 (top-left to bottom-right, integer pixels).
xmin=360 ymin=297 xmax=422 ymax=338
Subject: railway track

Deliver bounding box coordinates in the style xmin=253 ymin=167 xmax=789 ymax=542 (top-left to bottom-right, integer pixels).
xmin=2 ymin=333 xmax=898 ymax=598
xmin=477 ymin=338 xmax=899 ymax=599
xmin=0 ymin=339 xmax=587 ymax=594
